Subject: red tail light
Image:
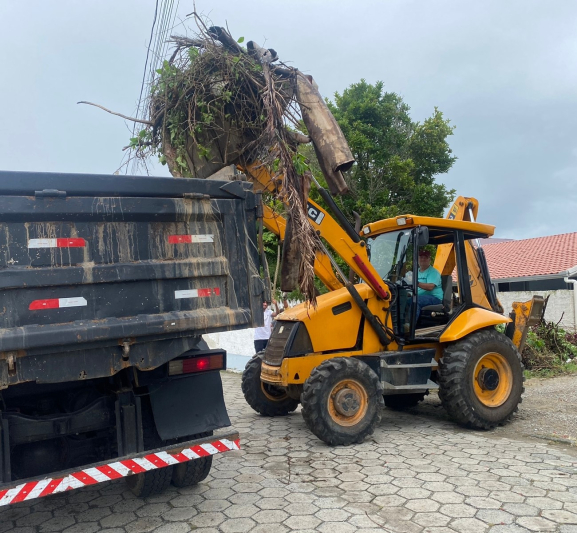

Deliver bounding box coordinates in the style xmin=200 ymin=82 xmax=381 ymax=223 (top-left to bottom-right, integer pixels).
xmin=169 ymin=352 xmax=225 ymax=375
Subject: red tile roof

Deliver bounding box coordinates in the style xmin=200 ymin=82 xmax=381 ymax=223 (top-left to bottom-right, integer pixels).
xmin=482 ymin=233 xmax=577 ymax=280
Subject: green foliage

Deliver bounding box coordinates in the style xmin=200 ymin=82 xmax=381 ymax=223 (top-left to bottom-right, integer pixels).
xmin=325 ymin=80 xmax=457 ymax=224
xmin=521 ymin=321 xmax=577 ymax=378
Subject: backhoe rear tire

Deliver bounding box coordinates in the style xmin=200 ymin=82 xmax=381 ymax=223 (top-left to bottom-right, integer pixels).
xmin=439 ymin=328 xmax=524 ymax=430
xmin=384 ymin=392 xmax=426 ymax=410
xmin=241 ymin=354 xmax=299 ymax=416
xmin=301 ymin=357 xmax=384 ymax=446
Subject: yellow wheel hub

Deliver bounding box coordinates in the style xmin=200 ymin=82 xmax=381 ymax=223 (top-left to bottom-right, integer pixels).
xmin=473 ymin=352 xmax=513 ymax=407
xmin=261 ymin=381 xmax=288 ymax=402
xmin=327 ymin=379 xmax=368 ymax=427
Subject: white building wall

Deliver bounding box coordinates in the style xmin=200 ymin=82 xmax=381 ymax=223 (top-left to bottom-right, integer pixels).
xmin=496 ymin=290 xmax=576 ymax=332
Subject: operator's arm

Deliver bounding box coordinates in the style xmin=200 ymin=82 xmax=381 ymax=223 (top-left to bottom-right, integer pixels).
xmin=418 ymin=267 xmax=441 ymax=293
xmin=271 ymin=299 xmax=280 ymax=317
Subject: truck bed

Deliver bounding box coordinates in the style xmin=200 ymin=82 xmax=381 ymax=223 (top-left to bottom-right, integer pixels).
xmin=0 ymin=170 xmax=263 ymax=387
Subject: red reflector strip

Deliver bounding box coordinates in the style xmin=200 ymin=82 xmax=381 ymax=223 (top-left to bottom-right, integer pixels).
xmin=29 ymin=297 xmax=87 ymax=310
xmin=95 ymin=465 xmax=123 ymax=480
xmin=70 ymin=471 xmax=98 ymax=485
xmin=197 ymin=287 xmax=220 ymax=297
xmin=121 ymin=459 xmax=147 ymax=474
xmin=28 ymin=238 xmax=85 ymax=248
xmin=174 ymin=287 xmax=220 ymax=299
xmin=191 ymin=445 xmax=211 ymax=457
xmin=168 ymin=234 xmax=214 ymax=244
xmin=9 ymin=482 xmax=38 ymax=504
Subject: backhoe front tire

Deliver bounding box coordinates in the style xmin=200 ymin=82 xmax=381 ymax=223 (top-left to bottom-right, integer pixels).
xmin=439 ymin=328 xmax=524 ymax=430
xmin=241 ymin=354 xmax=299 ymax=416
xmin=301 ymin=357 xmax=384 ymax=446
xmin=384 ymin=392 xmax=426 ymax=410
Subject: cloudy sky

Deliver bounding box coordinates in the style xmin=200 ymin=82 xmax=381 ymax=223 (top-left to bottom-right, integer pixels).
xmin=1 ymin=1 xmax=575 ymax=239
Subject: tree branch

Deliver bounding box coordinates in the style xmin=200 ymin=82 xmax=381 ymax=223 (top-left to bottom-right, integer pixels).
xmin=77 ymin=101 xmax=153 ymax=125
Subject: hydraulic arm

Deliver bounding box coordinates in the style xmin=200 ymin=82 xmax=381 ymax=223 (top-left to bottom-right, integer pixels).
xmin=240 ymin=162 xmax=389 ymax=300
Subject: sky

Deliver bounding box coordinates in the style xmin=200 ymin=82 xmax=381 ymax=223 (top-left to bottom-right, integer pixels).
xmin=0 ymin=0 xmax=575 ymax=240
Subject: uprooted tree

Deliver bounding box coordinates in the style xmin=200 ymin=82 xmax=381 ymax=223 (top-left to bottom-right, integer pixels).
xmin=80 ymin=20 xmax=355 ymax=304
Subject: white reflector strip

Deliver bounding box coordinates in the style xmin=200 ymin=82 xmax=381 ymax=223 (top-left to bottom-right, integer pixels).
xmin=154 ymin=451 xmax=181 ymax=466
xmin=59 ymin=297 xmax=88 ymax=308
xmin=168 ymin=234 xmax=214 ymax=244
xmin=175 ymin=287 xmax=220 ymax=299
xmin=28 ymin=238 xmax=86 ymax=248
xmin=131 ymin=457 xmax=157 ymax=471
xmin=82 ymin=468 xmax=112 ymax=483
xmin=23 ymin=480 xmax=51 ymax=501
xmin=199 ymin=443 xmax=220 ymax=455
xmin=175 ymin=289 xmax=198 ymax=299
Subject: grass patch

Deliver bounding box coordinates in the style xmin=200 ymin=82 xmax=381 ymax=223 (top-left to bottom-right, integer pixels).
xmin=521 ymin=321 xmax=577 ymax=379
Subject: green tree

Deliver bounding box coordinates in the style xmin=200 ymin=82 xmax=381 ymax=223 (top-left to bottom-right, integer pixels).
xmin=325 ymin=80 xmax=456 ymax=223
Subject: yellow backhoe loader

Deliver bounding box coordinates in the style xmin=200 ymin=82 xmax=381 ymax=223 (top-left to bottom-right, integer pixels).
xmin=241 ymin=164 xmax=545 ymax=446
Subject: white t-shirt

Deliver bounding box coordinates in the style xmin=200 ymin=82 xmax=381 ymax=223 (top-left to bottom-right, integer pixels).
xmin=254 ymin=308 xmax=273 ymax=340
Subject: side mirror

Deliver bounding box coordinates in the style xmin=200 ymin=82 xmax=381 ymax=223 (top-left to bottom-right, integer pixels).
xmin=417 ymin=226 xmax=429 ymax=246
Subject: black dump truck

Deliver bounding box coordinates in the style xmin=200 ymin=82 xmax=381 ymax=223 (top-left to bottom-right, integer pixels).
xmin=0 ymin=170 xmax=264 ymax=505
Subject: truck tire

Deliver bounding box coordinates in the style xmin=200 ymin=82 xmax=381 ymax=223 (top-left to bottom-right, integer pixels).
xmin=384 ymin=392 xmax=426 ymax=410
xmin=172 ymin=456 xmax=213 ymax=487
xmin=301 ymin=357 xmax=384 ymax=446
xmin=241 ymin=355 xmax=299 ymax=416
xmin=126 ymin=465 xmax=174 ymax=498
xmin=438 ymin=328 xmax=524 ymax=430
xmin=171 ymin=431 xmax=213 ymax=488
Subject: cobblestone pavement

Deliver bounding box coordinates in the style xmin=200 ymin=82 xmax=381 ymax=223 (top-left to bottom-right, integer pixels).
xmin=1 ymin=371 xmax=577 ymax=533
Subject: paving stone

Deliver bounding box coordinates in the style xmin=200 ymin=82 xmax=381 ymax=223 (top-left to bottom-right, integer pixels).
xmin=283 ymin=502 xmax=319 ymax=516
xmin=405 ymin=498 xmax=440 ymax=512
xmin=516 ymin=516 xmax=557 ymax=531
xmin=476 ymin=509 xmax=515 ymax=525
xmin=99 ymin=513 xmax=136 ymax=528
xmin=502 ymin=503 xmax=540 ymax=516
xmin=314 ymin=508 xmax=350 ymax=522
xmin=39 ymin=516 xmax=77 ymax=532
xmin=450 ymin=517 xmax=488 ymax=532
xmin=283 ymin=515 xmax=321 ymax=530
xmin=15 ymin=512 xmax=53 ymax=527
xmin=541 ymin=509 xmax=577 ymax=523
xmin=124 ymin=517 xmax=163 ymax=532
xmin=439 ymin=503 xmax=477 ymax=518
xmin=154 ymin=524 xmax=191 ymax=533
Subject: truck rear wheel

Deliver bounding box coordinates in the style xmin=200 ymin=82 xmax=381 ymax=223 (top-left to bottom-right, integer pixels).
xmin=439 ymin=328 xmax=524 ymax=429
xmin=126 ymin=466 xmax=174 ymax=498
xmin=241 ymin=355 xmax=299 ymax=416
xmin=384 ymin=392 xmax=426 ymax=410
xmin=172 ymin=456 xmax=213 ymax=487
xmin=301 ymin=357 xmax=383 ymax=446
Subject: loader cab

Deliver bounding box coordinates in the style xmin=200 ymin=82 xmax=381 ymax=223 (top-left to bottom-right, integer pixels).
xmin=365 ymin=215 xmax=497 ymax=343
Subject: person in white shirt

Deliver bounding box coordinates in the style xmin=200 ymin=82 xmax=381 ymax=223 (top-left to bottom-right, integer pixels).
xmin=254 ymin=301 xmax=279 ymax=353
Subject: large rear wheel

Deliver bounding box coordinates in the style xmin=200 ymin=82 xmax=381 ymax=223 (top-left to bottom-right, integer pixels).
xmin=241 ymin=355 xmax=299 ymax=416
xmin=301 ymin=357 xmax=383 ymax=446
xmin=439 ymin=328 xmax=524 ymax=429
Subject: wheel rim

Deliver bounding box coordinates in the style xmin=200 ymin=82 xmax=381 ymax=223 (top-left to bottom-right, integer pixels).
xmin=473 ymin=352 xmax=513 ymax=407
xmin=327 ymin=379 xmax=368 ymax=427
xmin=261 ymin=381 xmax=289 ymax=402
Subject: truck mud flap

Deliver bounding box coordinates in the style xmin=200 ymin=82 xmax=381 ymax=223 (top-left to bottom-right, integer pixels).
xmin=0 ymin=430 xmax=239 ymax=507
xmin=149 ymin=371 xmax=231 ymax=441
